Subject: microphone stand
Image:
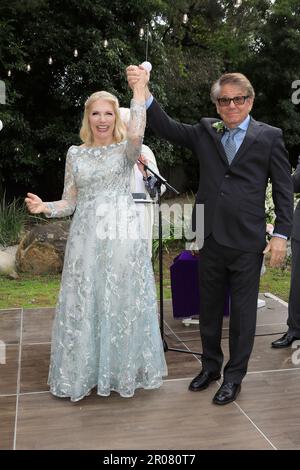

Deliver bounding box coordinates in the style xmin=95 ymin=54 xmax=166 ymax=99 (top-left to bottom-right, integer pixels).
xmin=138 ymin=160 xmax=202 ymax=356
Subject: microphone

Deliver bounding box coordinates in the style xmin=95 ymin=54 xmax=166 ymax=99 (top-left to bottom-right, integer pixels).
xmin=0 ymin=120 xmax=3 ymax=131
xmin=138 ymin=159 xmax=167 ymax=184
xmin=140 ymin=61 xmax=152 ymax=73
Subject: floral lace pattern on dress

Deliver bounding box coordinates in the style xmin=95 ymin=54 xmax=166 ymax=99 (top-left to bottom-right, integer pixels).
xmin=46 ymin=99 xmax=167 ymax=401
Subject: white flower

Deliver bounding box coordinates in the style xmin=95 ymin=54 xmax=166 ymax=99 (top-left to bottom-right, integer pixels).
xmin=212 ymin=121 xmax=225 ymax=133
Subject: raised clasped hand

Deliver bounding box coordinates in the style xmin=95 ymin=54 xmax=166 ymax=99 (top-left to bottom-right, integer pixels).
xmin=126 ymin=65 xmax=149 ymax=90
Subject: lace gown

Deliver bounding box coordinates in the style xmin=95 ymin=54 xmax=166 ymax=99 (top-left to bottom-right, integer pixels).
xmin=45 ymin=100 xmax=167 ymax=401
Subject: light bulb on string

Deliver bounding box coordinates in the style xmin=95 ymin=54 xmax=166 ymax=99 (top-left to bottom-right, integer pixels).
xmin=58 ymin=157 xmax=61 ymax=161
xmin=103 ymin=39 xmax=108 ymax=48
xmin=37 ymin=154 xmax=40 ymax=159
xmin=26 ymin=64 xmax=31 ymax=72
xmin=7 ymin=70 xmax=11 ymax=77
xmin=139 ymin=24 xmax=150 ymax=61
xmin=74 ymin=48 xmax=78 ymax=57
xmin=48 ymin=56 xmax=53 ymax=65
xmin=182 ymin=13 xmax=188 ymax=24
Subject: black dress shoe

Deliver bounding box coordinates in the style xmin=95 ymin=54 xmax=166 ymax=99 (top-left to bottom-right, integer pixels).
xmin=212 ymin=382 xmax=241 ymax=405
xmin=189 ymin=370 xmax=221 ymax=392
xmin=271 ymin=332 xmax=300 ymax=349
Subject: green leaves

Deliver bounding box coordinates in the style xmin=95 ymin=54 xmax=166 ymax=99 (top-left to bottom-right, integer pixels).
xmin=0 ymin=0 xmax=299 ymax=200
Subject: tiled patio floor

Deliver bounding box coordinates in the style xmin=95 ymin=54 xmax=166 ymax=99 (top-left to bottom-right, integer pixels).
xmin=1 ymin=294 xmax=300 ymax=450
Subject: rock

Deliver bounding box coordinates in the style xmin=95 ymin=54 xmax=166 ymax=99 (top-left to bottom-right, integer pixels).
xmin=0 ymin=249 xmax=18 ymax=279
xmin=16 ymin=221 xmax=70 ymax=274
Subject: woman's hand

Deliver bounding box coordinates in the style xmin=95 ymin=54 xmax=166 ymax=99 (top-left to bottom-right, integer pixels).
xmin=127 ymin=65 xmax=149 ymax=101
xmin=126 ymin=65 xmax=144 ymax=90
xmin=25 ymin=193 xmax=48 ymax=214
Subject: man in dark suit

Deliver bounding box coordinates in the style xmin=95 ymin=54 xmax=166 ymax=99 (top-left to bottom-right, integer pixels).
xmin=272 ymin=158 xmax=300 ymax=348
xmin=127 ymin=68 xmax=294 ymax=405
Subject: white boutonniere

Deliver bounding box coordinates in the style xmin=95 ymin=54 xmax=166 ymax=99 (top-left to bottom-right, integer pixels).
xmin=212 ymin=121 xmax=225 ymax=133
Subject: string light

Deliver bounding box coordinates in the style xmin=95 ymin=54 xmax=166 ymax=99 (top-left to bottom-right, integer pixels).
xmin=182 ymin=13 xmax=188 ymax=24
xmin=5 ymin=19 xmax=191 ymax=78
xmin=139 ymin=24 xmax=150 ymax=61
xmin=37 ymin=154 xmax=40 ymax=159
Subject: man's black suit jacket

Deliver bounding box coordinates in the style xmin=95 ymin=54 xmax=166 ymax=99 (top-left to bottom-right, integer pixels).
xmin=147 ymin=99 xmax=294 ymax=253
xmin=292 ymin=161 xmax=300 ymax=242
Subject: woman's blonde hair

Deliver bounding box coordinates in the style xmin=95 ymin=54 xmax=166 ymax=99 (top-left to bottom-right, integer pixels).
xmin=79 ymin=91 xmax=127 ymax=146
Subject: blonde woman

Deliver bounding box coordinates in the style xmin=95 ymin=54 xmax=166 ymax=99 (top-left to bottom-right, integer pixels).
xmin=25 ymin=73 xmax=167 ymax=401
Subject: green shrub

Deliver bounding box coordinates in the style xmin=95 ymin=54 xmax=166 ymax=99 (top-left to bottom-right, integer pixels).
xmin=152 ymin=218 xmax=186 ymax=261
xmin=0 ymin=194 xmax=27 ymax=246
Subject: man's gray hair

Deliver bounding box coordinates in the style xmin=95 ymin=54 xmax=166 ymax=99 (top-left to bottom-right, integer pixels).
xmin=210 ymin=73 xmax=255 ymax=103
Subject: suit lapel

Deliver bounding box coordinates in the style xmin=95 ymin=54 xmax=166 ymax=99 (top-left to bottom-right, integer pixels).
xmin=203 ymin=117 xmax=264 ymax=167
xmin=204 ymin=120 xmax=228 ymax=165
xmin=230 ymin=117 xmax=263 ymax=167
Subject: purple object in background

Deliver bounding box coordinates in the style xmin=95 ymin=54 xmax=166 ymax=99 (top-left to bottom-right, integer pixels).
xmin=170 ymin=250 xmax=230 ymax=319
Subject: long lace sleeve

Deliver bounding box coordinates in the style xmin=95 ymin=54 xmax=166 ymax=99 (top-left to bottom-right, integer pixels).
xmin=44 ymin=150 xmax=77 ymax=218
xmin=126 ymin=99 xmax=146 ymax=163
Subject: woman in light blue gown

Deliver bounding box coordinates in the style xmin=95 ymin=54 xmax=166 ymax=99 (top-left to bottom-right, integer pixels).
xmin=25 ymin=71 xmax=167 ymax=401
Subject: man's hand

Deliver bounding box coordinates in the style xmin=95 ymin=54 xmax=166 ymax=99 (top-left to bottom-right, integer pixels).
xmin=126 ymin=65 xmax=142 ymax=89
xmin=263 ymin=236 xmax=287 ymax=268
xmin=126 ymin=65 xmax=150 ymax=90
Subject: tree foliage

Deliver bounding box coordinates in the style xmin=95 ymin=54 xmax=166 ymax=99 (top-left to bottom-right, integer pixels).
xmin=0 ymin=0 xmax=300 ymax=199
